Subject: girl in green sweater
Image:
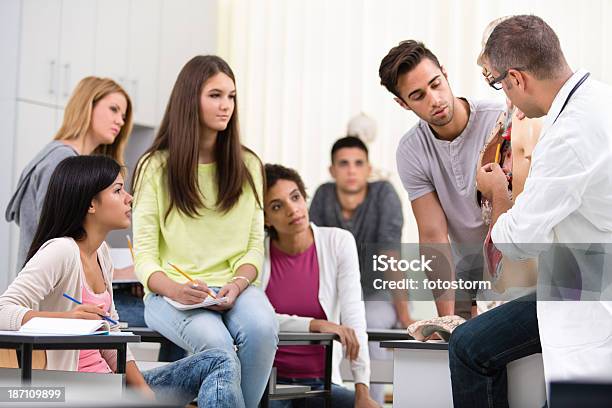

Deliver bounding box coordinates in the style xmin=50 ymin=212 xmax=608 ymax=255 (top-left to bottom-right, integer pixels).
xmin=131 ymin=55 xmax=278 ymax=408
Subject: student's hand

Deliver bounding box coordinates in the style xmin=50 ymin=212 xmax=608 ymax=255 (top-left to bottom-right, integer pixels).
xmin=395 ymin=304 xmax=416 ymax=329
xmin=354 ymin=383 xmax=380 ymax=408
xmin=208 ymin=283 xmax=240 ymax=312
xmin=64 ymin=303 xmax=108 ymax=320
xmin=310 ymin=320 xmax=360 ymax=361
xmin=476 ymin=163 xmax=509 ymax=200
xmin=170 ymin=279 xmax=210 ymax=305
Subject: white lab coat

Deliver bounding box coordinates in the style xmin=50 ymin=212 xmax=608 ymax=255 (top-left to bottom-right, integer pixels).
xmin=492 ymin=70 xmax=612 ymax=384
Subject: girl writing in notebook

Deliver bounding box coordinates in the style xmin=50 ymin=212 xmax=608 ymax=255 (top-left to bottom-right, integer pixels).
xmin=262 ymin=164 xmax=378 ymax=408
xmin=131 ymin=55 xmax=278 ymax=407
xmin=0 ymin=155 xmax=244 ymax=407
xmin=6 ymin=76 xmax=133 ymax=269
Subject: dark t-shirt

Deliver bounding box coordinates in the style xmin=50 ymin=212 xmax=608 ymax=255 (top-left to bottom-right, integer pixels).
xmin=309 ymin=180 xmax=403 ymax=295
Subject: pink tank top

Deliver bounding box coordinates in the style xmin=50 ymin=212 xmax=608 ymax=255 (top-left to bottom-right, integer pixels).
xmin=266 ymin=242 xmax=327 ymax=378
xmin=77 ymin=280 xmax=112 ymax=373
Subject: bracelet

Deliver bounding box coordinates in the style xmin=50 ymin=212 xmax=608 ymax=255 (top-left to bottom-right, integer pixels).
xmin=228 ymin=276 xmax=251 ymax=293
xmin=231 ymin=276 xmax=251 ymax=287
xmin=228 ymin=281 xmax=242 ymax=293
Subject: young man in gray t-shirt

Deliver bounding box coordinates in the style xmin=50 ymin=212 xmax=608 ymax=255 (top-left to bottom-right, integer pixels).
xmin=379 ymin=40 xmax=504 ymax=318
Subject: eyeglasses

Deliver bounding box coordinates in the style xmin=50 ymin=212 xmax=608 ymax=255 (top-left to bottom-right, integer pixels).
xmin=482 ymin=67 xmax=524 ymax=90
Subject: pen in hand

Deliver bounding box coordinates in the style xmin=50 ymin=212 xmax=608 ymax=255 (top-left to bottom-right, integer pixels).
xmin=62 ymin=293 xmax=118 ymax=325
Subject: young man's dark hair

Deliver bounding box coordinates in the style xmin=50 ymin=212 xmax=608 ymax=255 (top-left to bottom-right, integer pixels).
xmin=331 ymin=136 xmax=368 ymax=163
xmin=378 ymin=40 xmax=442 ymax=98
xmin=483 ymin=15 xmax=568 ymax=80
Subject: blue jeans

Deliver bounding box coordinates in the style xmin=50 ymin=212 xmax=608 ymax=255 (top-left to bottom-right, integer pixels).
xmin=144 ymin=286 xmax=279 ymax=408
xmin=448 ymin=294 xmax=541 ymax=408
xmin=142 ymin=348 xmax=244 ymax=408
xmin=270 ymin=378 xmax=354 ymax=408
xmin=113 ymin=289 xmax=186 ymax=362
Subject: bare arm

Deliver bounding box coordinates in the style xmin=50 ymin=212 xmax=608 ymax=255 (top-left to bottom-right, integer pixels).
xmin=411 ymin=192 xmax=455 ymax=316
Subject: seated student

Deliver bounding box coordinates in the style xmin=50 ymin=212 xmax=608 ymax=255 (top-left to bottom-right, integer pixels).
xmin=131 ymin=55 xmax=278 ymax=408
xmin=262 ymin=164 xmax=379 ymax=408
xmin=0 ymin=155 xmax=244 ymax=408
xmin=309 ymin=135 xmax=407 ymax=404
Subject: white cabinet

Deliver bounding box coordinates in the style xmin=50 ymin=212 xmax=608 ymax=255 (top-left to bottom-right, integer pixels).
xmin=157 ymin=0 xmax=218 ymax=120
xmin=57 ymin=0 xmax=96 ymax=104
xmin=94 ymin=0 xmax=129 ymax=82
xmin=128 ymin=0 xmax=161 ymax=127
xmin=17 ymin=0 xmax=95 ymax=107
xmin=94 ymin=0 xmax=160 ymax=127
xmin=17 ymin=0 xmax=61 ymax=105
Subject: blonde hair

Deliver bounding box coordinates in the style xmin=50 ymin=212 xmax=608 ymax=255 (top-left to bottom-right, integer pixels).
xmin=54 ymin=76 xmax=133 ymax=165
xmin=477 ymin=16 xmax=512 ymax=67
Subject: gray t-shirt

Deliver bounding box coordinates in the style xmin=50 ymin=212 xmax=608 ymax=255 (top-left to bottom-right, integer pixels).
xmin=396 ymin=99 xmax=504 ymax=280
xmin=309 ymin=180 xmax=403 ymax=295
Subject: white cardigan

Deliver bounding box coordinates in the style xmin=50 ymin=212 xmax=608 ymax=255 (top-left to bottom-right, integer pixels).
xmin=262 ymin=223 xmax=370 ymax=386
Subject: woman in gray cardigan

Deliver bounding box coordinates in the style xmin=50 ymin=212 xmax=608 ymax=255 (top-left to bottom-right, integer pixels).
xmin=5 ymin=76 xmax=133 ymax=269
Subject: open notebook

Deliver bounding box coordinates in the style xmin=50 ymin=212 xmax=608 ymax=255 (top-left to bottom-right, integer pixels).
xmin=163 ymin=296 xmax=228 ymax=311
xmin=11 ymin=317 xmax=111 ymax=336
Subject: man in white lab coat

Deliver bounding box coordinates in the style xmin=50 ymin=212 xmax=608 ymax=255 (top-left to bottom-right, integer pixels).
xmin=477 ymin=14 xmax=612 ymax=388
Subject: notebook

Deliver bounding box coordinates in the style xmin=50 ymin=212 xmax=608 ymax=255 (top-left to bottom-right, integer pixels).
xmin=16 ymin=317 xmax=111 ymax=336
xmin=163 ymin=296 xmax=229 ymax=311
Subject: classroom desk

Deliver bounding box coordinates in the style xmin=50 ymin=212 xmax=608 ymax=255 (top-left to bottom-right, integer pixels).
xmin=0 ymin=333 xmax=140 ymax=385
xmin=260 ymin=332 xmax=338 ymax=408
xmin=339 ymin=329 xmax=412 ymax=384
xmin=381 ymin=340 xmax=546 ymax=408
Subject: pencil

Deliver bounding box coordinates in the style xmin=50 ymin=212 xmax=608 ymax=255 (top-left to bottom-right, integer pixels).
xmin=62 ymin=293 xmax=119 ymax=325
xmin=126 ymin=235 xmax=135 ymax=262
xmin=167 ymin=262 xmax=218 ymax=299
xmin=494 ymin=143 xmax=501 ymax=164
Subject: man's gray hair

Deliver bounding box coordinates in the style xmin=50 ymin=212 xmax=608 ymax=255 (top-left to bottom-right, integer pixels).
xmin=483 ymin=15 xmax=568 ymax=80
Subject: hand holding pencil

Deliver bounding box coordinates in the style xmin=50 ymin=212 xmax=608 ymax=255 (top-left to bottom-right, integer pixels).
xmin=167 ymin=262 xmax=218 ymax=304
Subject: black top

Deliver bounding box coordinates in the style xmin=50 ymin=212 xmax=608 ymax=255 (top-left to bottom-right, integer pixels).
xmin=380 ymin=340 xmax=448 ymax=350
xmin=0 ymin=333 xmax=141 ymax=345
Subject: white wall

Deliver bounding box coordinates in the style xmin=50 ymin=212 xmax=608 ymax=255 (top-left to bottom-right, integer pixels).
xmin=0 ymin=0 xmax=21 ymax=293
xmin=218 ymin=0 xmax=612 ymax=243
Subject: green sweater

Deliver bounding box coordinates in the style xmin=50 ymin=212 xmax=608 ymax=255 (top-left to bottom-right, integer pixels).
xmin=132 ymin=150 xmax=264 ymax=295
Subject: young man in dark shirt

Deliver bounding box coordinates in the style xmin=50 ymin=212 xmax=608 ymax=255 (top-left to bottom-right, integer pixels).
xmin=310 ymin=136 xmax=410 ymax=405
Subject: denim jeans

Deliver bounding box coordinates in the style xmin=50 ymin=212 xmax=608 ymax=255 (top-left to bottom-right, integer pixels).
xmin=142 ymin=348 xmax=244 ymax=408
xmin=448 ymin=294 xmax=541 ymax=408
xmin=144 ymin=286 xmax=279 ymax=408
xmin=113 ymin=289 xmax=186 ymax=362
xmin=270 ymin=378 xmax=355 ymax=408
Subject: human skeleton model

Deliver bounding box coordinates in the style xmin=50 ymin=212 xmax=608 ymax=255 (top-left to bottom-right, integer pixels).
xmin=409 ymin=105 xmax=542 ymax=339
xmin=476 ymin=105 xmax=541 ymax=312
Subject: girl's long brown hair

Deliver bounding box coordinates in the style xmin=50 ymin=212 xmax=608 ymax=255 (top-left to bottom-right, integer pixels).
xmin=132 ymin=55 xmax=261 ymax=220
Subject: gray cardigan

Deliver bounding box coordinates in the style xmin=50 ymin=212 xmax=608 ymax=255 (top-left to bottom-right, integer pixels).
xmin=5 ymin=141 xmax=78 ymax=269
